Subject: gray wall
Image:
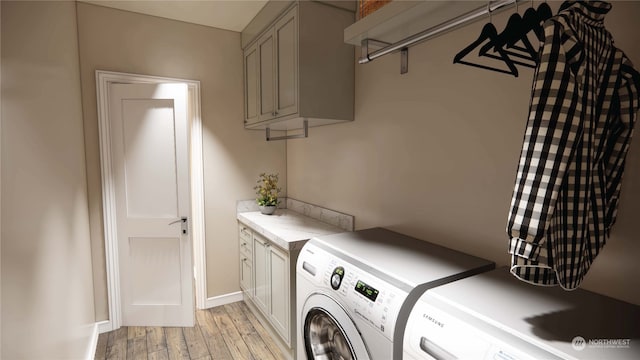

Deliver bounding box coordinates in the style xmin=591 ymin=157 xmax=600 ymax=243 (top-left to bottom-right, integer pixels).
xmin=287 ymin=1 xmax=640 ymax=305
xmin=1 ymin=1 xmax=96 ymax=358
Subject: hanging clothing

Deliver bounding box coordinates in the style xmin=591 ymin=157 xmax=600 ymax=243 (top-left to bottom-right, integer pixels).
xmin=507 ymin=1 xmax=640 ymax=289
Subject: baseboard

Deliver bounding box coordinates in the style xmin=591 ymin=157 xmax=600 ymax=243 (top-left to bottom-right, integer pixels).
xmin=95 ymin=291 xmax=239 ymax=333
xmin=97 ymin=320 xmax=112 ymax=334
xmin=205 ymin=291 xmax=244 ymax=308
xmin=85 ymin=322 xmax=100 ymax=360
xmin=95 ymin=292 xmax=242 ymax=335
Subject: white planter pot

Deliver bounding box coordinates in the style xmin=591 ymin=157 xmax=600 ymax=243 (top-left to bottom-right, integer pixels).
xmin=259 ymin=205 xmax=277 ymax=215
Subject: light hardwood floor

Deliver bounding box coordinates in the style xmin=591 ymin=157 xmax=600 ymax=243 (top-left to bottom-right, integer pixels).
xmin=94 ymin=301 xmax=284 ymax=360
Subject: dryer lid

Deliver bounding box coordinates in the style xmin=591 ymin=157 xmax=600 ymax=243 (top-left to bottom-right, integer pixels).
xmin=425 ymin=268 xmax=640 ymax=359
xmin=309 ymin=228 xmax=494 ymax=289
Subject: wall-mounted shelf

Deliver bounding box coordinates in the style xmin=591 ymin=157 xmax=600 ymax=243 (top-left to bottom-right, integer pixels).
xmin=345 ymin=1 xmax=480 ymax=46
xmin=345 ymin=0 xmax=525 ymax=73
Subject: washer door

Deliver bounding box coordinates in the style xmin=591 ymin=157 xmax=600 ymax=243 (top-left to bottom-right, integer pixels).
xmin=302 ymin=294 xmax=370 ymax=360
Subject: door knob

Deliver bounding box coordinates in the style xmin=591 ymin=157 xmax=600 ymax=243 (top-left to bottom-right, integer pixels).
xmin=168 ymin=217 xmax=188 ymax=235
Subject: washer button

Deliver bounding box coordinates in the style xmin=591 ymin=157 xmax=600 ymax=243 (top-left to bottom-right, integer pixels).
xmin=331 ymin=274 xmax=341 ymax=289
xmin=331 ymin=267 xmax=345 ymax=290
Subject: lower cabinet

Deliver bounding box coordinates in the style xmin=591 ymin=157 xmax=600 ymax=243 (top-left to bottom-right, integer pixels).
xmin=267 ymin=242 xmax=289 ymax=340
xmin=238 ymin=221 xmax=295 ymax=347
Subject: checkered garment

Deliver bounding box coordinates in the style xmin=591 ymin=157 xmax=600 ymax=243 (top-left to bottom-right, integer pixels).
xmin=507 ymin=1 xmax=640 ymax=289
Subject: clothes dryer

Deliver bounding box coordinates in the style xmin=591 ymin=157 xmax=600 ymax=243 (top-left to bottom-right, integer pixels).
xmin=296 ymin=228 xmax=494 ymax=360
xmin=404 ymin=267 xmax=640 ymax=360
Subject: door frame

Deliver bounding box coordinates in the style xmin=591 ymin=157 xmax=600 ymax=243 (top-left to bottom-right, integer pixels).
xmin=96 ymin=70 xmax=206 ymax=332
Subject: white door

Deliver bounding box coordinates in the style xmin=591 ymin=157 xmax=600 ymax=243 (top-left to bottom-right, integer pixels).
xmin=109 ymin=82 xmax=194 ymax=327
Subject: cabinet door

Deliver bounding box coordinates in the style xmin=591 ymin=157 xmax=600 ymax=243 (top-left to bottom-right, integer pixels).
xmin=257 ymin=29 xmax=275 ymax=122
xmin=240 ymin=256 xmax=252 ymax=294
xmin=268 ymin=245 xmax=289 ymax=342
xmin=252 ymin=234 xmax=269 ymax=312
xmin=274 ymin=7 xmax=297 ymax=118
xmin=244 ymin=43 xmax=260 ymax=125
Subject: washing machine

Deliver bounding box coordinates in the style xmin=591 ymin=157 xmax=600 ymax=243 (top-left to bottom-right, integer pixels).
xmin=296 ymin=227 xmax=495 ymax=360
xmin=403 ymin=267 xmax=640 ymax=360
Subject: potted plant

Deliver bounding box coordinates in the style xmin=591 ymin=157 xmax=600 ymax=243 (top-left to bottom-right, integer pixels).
xmin=254 ymin=173 xmax=281 ymax=215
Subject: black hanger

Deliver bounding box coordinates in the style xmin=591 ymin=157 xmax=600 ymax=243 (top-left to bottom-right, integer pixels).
xmin=479 ymin=12 xmax=538 ymax=68
xmin=537 ymin=2 xmax=553 ymax=23
xmin=529 ymin=2 xmax=553 ymax=41
xmin=517 ymin=7 xmax=543 ymax=43
xmin=502 ymin=2 xmax=553 ymax=59
xmin=453 ymin=22 xmax=519 ymax=76
xmin=502 ymin=5 xmax=545 ymax=60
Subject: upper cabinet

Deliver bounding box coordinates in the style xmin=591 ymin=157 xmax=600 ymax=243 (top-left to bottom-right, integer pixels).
xmin=242 ymin=1 xmax=355 ymax=131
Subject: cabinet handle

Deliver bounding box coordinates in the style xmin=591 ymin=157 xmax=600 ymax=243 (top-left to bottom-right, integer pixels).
xmin=242 ymin=258 xmax=247 ymax=262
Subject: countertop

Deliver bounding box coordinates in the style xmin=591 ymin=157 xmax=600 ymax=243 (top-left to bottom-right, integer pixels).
xmin=237 ymin=209 xmax=345 ymax=251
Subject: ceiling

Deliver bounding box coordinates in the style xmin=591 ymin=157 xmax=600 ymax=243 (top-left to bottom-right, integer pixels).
xmin=82 ymin=0 xmax=269 ymax=32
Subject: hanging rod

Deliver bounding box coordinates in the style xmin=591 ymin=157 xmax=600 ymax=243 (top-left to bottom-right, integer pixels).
xmin=359 ymin=0 xmax=528 ymax=66
xmin=266 ymin=119 xmax=308 ymax=141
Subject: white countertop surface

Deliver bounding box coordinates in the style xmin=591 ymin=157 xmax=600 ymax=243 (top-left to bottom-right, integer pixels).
xmin=237 ymin=209 xmax=345 ymax=250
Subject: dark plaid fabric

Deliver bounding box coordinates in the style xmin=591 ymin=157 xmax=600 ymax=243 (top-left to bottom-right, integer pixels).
xmin=507 ymin=1 xmax=640 ymax=289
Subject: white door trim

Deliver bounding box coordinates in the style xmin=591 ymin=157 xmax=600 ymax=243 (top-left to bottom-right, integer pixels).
xmin=96 ymin=70 xmax=206 ymax=332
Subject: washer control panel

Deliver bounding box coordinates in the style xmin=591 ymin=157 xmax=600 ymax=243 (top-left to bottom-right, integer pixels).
xmin=298 ymin=242 xmax=408 ymax=341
